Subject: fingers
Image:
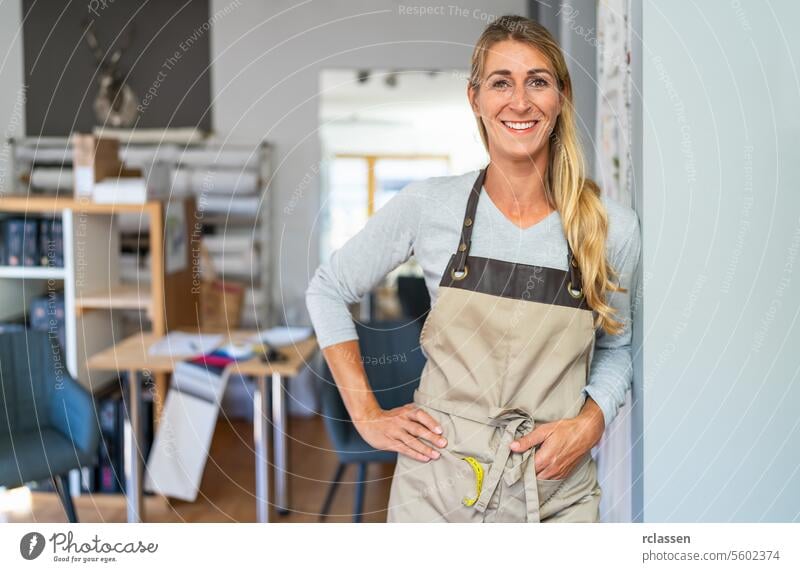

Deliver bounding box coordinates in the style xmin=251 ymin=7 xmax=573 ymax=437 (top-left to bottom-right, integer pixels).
xmin=534 ymin=450 xmax=560 ymax=480
xmin=391 ymin=406 xmax=447 ymax=461
xmin=386 ymin=407 xmax=447 ymax=461
xmin=394 ymin=427 xmax=441 ymax=460
xmin=395 ymin=442 xmax=431 ymax=462
xmin=510 ymin=423 xmax=550 ymax=452
xmin=409 ymin=407 xmax=444 ymax=435
xmin=401 ymin=418 xmax=448 ymax=449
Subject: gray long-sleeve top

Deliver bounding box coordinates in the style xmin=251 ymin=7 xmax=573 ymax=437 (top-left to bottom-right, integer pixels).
xmin=305 ymin=169 xmax=642 ymax=428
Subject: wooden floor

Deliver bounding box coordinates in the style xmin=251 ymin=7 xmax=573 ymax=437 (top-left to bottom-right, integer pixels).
xmin=1 ymin=416 xmax=396 ymax=523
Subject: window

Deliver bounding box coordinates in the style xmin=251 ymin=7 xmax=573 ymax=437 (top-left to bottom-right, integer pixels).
xmin=327 ymin=155 xmax=449 ymax=251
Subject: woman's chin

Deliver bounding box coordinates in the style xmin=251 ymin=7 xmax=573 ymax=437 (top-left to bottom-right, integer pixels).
xmin=492 ymin=144 xmax=548 ymax=163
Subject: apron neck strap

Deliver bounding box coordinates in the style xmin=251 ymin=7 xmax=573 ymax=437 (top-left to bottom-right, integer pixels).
xmin=453 ymin=168 xmax=486 ymax=274
xmin=454 ymin=167 xmax=584 ymax=294
xmin=567 ymin=240 xmax=583 ymax=296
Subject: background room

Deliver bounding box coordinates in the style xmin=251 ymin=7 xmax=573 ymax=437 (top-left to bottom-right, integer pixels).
xmin=0 ymin=0 xmax=636 ymax=524
xmin=5 ymin=0 xmax=797 ymax=528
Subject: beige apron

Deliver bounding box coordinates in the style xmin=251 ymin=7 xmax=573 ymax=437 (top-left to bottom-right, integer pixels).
xmin=386 ymin=168 xmax=601 ymax=523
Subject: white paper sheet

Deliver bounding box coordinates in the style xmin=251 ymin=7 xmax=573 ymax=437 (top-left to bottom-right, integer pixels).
xmin=147 ymin=332 xmax=223 ymax=357
xmin=251 ymin=326 xmax=312 ymax=347
xmin=143 ymin=391 xmax=220 ymax=502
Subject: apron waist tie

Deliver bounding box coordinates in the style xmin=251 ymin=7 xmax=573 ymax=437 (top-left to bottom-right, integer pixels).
xmin=413 ymin=390 xmax=542 ymax=522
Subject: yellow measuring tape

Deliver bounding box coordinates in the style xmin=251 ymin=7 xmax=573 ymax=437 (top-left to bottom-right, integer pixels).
xmin=461 ymin=456 xmax=484 ymax=507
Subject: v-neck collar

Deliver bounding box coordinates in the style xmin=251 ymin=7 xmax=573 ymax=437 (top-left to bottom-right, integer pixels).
xmin=480 ymin=183 xmax=560 ymax=232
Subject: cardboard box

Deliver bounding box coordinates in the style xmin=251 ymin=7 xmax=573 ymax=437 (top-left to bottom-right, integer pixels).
xmin=71 ymin=134 xmax=123 ymax=198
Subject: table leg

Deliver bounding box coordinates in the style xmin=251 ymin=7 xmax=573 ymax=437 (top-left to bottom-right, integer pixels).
xmin=272 ymin=372 xmax=290 ymax=514
xmin=254 ymin=375 xmax=270 ymax=523
xmin=153 ymin=372 xmax=168 ymax=429
xmin=123 ymin=370 xmax=143 ymax=523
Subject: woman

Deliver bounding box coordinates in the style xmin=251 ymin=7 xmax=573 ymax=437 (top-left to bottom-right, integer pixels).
xmin=305 ymin=14 xmax=641 ymax=522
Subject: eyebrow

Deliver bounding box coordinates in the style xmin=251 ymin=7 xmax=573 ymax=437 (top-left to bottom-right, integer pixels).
xmin=487 ymin=68 xmax=555 ymax=79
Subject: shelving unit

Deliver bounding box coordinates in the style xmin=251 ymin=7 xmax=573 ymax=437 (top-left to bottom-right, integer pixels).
xmin=8 ymin=136 xmax=276 ymax=329
xmin=2 ymin=134 xmax=276 ymax=391
xmin=76 ymin=284 xmax=151 ymax=315
xmin=0 ymin=196 xmax=197 ymax=400
xmin=172 ymin=142 xmax=275 ymax=328
xmin=0 ymin=266 xmax=66 ymax=279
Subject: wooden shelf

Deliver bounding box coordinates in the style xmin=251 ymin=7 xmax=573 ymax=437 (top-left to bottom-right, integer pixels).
xmin=0 ymin=266 xmax=65 ymax=279
xmin=199 ymin=213 xmax=260 ymax=226
xmin=76 ymin=284 xmax=152 ymax=315
xmin=0 ymin=195 xmax=161 ymax=215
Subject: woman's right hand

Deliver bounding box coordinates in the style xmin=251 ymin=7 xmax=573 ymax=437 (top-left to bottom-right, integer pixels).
xmin=354 ymin=404 xmax=448 ymax=462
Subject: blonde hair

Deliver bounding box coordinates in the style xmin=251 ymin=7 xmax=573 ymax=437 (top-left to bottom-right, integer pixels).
xmin=468 ymin=14 xmax=626 ymax=335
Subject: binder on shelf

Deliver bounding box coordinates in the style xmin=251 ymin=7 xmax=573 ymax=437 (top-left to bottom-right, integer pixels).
xmin=37 ymin=219 xmax=50 ymax=266
xmin=52 ymin=218 xmax=64 ymax=267
xmin=2 ymin=216 xmax=64 ymax=269
xmin=37 ymin=218 xmax=63 ymax=267
xmin=22 ymin=219 xmax=39 ymax=267
xmin=4 ymin=218 xmax=25 ymax=267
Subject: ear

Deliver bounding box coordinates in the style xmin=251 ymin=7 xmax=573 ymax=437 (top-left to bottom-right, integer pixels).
xmin=556 ymin=81 xmax=569 ymax=117
xmin=466 ymin=83 xmax=480 ymax=116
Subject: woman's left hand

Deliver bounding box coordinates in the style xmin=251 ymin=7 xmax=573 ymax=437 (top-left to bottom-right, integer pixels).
xmin=508 ymin=408 xmax=605 ymax=481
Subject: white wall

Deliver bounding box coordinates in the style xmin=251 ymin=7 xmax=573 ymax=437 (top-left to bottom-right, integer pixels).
xmin=0 ymin=0 xmax=25 ymax=192
xmin=209 ymin=0 xmax=527 ymax=323
xmin=0 ymin=0 xmax=28 ymax=318
xmin=643 ymin=0 xmax=800 ymax=521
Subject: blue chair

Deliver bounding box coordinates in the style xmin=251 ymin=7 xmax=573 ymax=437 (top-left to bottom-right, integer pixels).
xmin=318 ymin=319 xmax=426 ymax=522
xmin=397 ymin=275 xmax=431 ymax=320
xmin=0 ymin=331 xmax=100 ymax=522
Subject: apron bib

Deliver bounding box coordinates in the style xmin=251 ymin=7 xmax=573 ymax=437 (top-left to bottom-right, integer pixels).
xmin=386 ymin=168 xmax=602 ymax=522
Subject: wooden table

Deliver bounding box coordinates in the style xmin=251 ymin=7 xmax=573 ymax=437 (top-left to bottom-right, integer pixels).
xmin=87 ymin=330 xmax=318 ymax=523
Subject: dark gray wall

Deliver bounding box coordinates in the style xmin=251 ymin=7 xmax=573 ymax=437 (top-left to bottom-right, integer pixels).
xmin=22 ymin=0 xmax=212 ymax=135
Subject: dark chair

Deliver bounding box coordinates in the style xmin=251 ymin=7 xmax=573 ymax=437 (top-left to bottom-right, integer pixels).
xmin=318 ymin=319 xmax=426 ymax=522
xmin=0 ymin=331 xmax=100 ymax=522
xmin=396 ymin=275 xmax=431 ymax=320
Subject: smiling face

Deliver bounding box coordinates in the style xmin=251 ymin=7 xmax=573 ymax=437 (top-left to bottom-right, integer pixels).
xmin=468 ymin=39 xmax=564 ymax=164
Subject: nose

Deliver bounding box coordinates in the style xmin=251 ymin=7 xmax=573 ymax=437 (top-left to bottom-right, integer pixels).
xmin=509 ymin=83 xmax=531 ymax=112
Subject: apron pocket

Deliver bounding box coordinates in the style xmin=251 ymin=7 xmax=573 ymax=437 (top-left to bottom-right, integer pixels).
xmin=534 ymin=451 xmax=593 ymax=507
xmin=421 ymin=448 xmax=490 ymax=521
xmin=536 ymin=454 xmax=596 ymax=519
xmin=537 ymin=477 xmax=568 ymax=506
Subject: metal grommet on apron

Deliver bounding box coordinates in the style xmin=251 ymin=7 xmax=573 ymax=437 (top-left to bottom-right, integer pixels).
xmin=387 ymin=167 xmax=601 ymax=523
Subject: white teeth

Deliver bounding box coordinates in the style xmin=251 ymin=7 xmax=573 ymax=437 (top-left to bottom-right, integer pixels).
xmin=503 ymin=121 xmax=537 ymax=130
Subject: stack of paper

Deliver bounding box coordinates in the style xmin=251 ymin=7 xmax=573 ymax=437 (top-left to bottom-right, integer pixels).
xmin=92 ymin=177 xmax=150 ymax=204
xmin=147 ymin=332 xmax=223 ymax=357
xmin=203 ymin=234 xmax=260 ymax=278
xmin=171 ymin=167 xmax=259 ymax=196
xmin=252 ymin=326 xmax=313 ymax=347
